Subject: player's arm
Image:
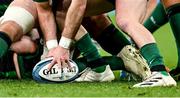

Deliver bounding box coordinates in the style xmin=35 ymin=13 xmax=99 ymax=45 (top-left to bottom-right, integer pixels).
xmin=61 ymin=0 xmax=87 ymax=40
xmin=34 ymin=0 xmax=58 ymax=50
xmin=45 ymin=0 xmax=88 ymax=70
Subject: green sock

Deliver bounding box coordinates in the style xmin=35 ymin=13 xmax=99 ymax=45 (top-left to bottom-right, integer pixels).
xmin=93 ymin=56 xmax=126 ymax=73
xmin=75 ymin=33 xmax=106 ymax=73
xmin=92 ymin=66 xmax=106 ymax=73
xmin=74 ymin=56 xmax=126 ymax=73
xmin=161 ymin=71 xmax=169 ymax=76
xmin=0 ymin=32 xmax=12 ymax=58
xmin=74 ymin=58 xmax=88 ymax=73
xmin=166 ymin=4 xmax=180 ymax=68
xmin=74 ymin=58 xmax=106 ymax=73
xmin=140 ymin=43 xmax=166 ymax=71
xmin=102 ymin=56 xmax=125 ymax=71
xmin=96 ymin=24 xmax=131 ymax=55
xmin=144 ymin=2 xmax=168 ymax=33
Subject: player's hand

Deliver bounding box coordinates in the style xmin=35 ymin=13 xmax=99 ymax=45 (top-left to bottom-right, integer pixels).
xmin=47 ymin=46 xmax=71 ymax=70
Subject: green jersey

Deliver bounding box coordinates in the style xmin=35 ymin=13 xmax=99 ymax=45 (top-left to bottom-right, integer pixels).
xmin=0 ymin=1 xmax=44 ymax=79
xmin=0 ymin=41 xmax=43 ymax=79
xmin=0 ymin=0 xmax=13 ymax=16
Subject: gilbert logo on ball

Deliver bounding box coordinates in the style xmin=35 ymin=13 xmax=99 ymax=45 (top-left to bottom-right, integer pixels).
xmin=39 ymin=63 xmax=62 ymax=82
xmin=32 ymin=57 xmax=79 ymax=83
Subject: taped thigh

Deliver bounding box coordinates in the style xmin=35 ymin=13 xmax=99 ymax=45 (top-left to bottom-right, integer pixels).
xmin=1 ymin=6 xmax=35 ymax=34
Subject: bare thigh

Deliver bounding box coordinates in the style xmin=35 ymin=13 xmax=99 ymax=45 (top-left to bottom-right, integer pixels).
xmin=116 ymin=0 xmax=148 ymax=23
xmin=9 ymin=0 xmax=37 ymax=19
xmin=57 ymin=0 xmax=114 ymax=16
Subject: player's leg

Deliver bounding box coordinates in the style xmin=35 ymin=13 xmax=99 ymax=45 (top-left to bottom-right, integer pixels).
xmin=143 ymin=0 xmax=158 ymax=22
xmin=55 ymin=11 xmax=108 ymax=73
xmin=116 ymin=0 xmax=155 ymax=47
xmin=55 ymin=12 xmax=115 ymax=82
xmin=75 ymin=12 xmax=151 ymax=81
xmin=81 ymin=0 xmax=168 ymax=82
xmin=82 ymin=14 xmax=151 ymax=80
xmin=73 ymin=26 xmax=115 ymax=82
xmin=115 ymin=0 xmax=176 ymax=87
xmin=144 ymin=0 xmax=180 ymax=79
xmin=0 ymin=0 xmax=37 ymax=58
xmin=82 ymin=14 xmax=131 ymax=55
xmin=144 ymin=1 xmax=168 ymax=33
xmin=74 ymin=55 xmax=125 ymax=72
xmin=56 ymin=0 xmax=150 ymax=81
xmin=162 ymin=0 xmax=180 ymax=79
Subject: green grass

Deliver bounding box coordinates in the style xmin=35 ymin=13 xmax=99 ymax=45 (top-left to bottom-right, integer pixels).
xmin=0 ymin=16 xmax=179 ymax=97
xmin=1 ymin=79 xmax=180 ymax=97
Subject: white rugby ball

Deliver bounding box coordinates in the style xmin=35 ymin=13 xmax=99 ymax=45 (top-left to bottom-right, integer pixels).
xmin=32 ymin=57 xmax=79 ymax=83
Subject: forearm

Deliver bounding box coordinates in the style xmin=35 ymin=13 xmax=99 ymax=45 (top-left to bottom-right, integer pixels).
xmin=35 ymin=2 xmax=57 ymax=41
xmin=35 ymin=2 xmax=58 ymax=49
xmin=62 ymin=0 xmax=87 ymax=39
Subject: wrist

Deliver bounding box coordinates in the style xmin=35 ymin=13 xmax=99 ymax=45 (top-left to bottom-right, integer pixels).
xmin=59 ymin=36 xmax=73 ymax=49
xmin=46 ymin=39 xmax=58 ymax=50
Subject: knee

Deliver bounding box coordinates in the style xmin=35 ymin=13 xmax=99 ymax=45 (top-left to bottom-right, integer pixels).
xmin=116 ymin=17 xmax=132 ymax=32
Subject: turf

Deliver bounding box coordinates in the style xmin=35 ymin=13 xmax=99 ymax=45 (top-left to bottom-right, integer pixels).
xmin=0 ymin=14 xmax=180 ymax=97
xmin=0 ymin=79 xmax=180 ymax=97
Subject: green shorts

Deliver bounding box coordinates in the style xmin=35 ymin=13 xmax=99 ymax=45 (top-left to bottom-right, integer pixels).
xmin=0 ymin=51 xmax=17 ymax=78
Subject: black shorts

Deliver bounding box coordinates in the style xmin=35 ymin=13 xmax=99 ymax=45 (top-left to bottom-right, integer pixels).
xmin=107 ymin=0 xmax=149 ymax=5
xmin=107 ymin=0 xmax=115 ymax=5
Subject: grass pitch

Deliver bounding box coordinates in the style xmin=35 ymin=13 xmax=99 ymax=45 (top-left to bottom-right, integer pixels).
xmin=1 ymin=80 xmax=180 ymax=97
xmin=0 ymin=16 xmax=180 ymax=97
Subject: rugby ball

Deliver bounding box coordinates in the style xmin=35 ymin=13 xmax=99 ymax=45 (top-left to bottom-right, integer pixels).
xmin=32 ymin=57 xmax=79 ymax=83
